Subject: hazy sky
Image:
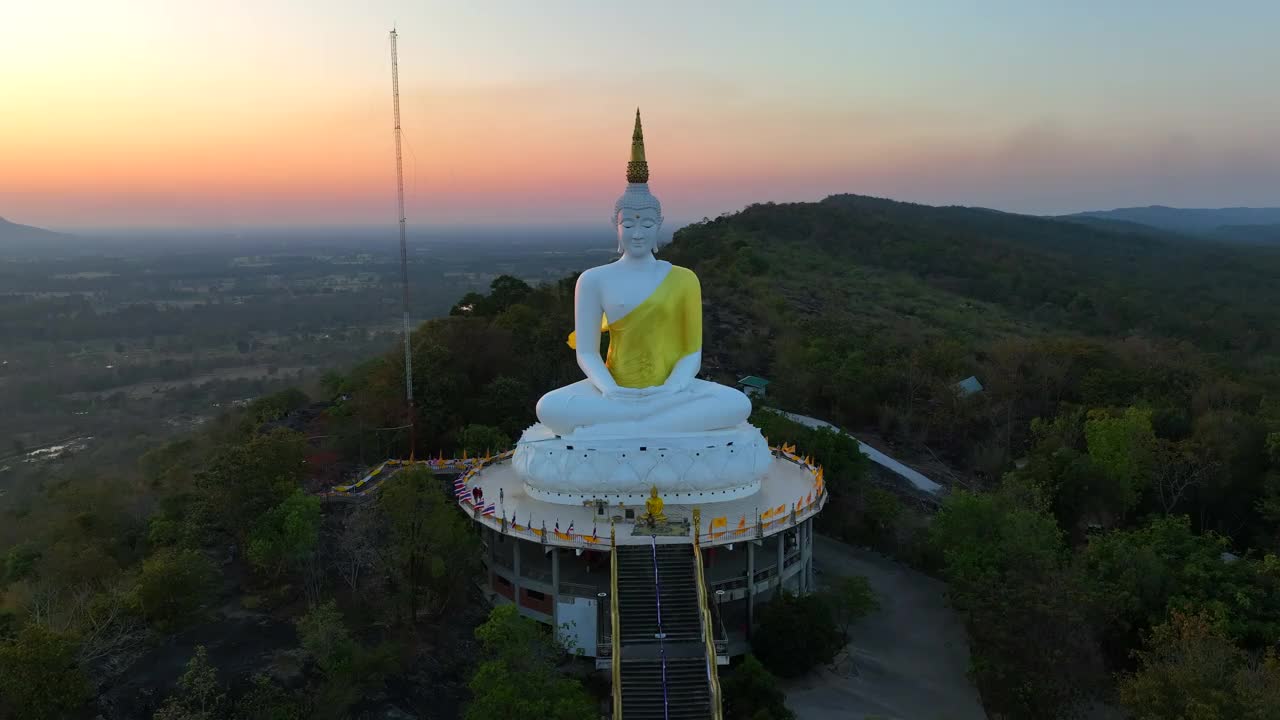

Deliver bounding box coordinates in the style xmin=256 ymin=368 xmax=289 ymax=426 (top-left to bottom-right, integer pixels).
xmin=2 ymin=1 xmax=1278 ymax=230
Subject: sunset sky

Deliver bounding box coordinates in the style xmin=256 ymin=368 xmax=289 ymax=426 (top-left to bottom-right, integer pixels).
xmin=2 ymin=1 xmax=1278 ymax=230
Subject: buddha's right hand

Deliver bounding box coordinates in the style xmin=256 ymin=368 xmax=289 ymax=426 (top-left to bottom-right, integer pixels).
xmin=602 ymin=386 xmax=639 ymax=401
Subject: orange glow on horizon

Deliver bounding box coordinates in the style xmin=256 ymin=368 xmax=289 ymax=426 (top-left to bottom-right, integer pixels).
xmin=3 ymin=2 xmax=1278 ymax=228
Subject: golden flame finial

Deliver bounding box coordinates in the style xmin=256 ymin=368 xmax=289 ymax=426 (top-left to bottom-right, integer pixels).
xmin=627 ymin=108 xmax=649 ymax=183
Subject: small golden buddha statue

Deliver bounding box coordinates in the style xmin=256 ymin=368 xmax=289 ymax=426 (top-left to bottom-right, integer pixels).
xmin=642 ymin=485 xmax=667 ymax=526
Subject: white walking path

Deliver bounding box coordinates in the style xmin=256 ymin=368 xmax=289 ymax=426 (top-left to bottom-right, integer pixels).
xmin=771 ymin=410 xmax=943 ymax=494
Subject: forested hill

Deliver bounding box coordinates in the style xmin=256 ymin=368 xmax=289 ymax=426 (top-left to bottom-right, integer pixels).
xmin=1061 ymin=205 xmax=1280 ymax=244
xmin=668 ymin=194 xmax=1280 ymax=359
xmin=0 ymin=217 xmax=69 ymax=247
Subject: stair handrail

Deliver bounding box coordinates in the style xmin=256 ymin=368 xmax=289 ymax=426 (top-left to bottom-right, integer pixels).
xmin=692 ymin=509 xmax=725 ymax=720
xmin=611 ymin=523 xmax=622 ymax=720
xmin=650 ymin=535 xmax=672 ymax=720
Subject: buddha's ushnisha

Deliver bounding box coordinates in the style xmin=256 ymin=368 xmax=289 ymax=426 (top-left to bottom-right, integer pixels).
xmin=534 ymin=110 xmax=751 ymax=437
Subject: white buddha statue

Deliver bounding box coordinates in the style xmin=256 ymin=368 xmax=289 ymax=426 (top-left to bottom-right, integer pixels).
xmin=534 ymin=110 xmax=751 ymax=438
xmin=514 ymin=110 xmax=770 ymax=503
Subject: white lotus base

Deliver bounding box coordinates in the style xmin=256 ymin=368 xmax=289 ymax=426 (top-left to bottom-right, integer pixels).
xmin=512 ymin=422 xmax=772 ymax=505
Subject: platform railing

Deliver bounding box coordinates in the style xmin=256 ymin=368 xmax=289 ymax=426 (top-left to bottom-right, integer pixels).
xmin=610 ymin=524 xmax=622 ymax=719
xmin=692 ymin=509 xmax=724 ymax=720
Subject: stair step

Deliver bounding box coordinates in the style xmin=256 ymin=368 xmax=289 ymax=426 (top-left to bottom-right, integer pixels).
xmin=614 ymin=546 xmax=712 ymax=720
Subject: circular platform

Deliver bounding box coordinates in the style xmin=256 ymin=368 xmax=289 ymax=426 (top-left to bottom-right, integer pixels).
xmin=456 ymin=447 xmax=827 ymax=548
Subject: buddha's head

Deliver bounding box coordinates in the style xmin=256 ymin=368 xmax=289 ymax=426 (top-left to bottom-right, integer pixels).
xmin=613 ymin=109 xmax=663 ymax=256
xmin=616 ymin=202 xmax=661 ymax=258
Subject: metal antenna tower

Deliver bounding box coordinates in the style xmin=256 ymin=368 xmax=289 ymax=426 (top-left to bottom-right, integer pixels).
xmin=389 ymin=28 xmax=416 ymax=459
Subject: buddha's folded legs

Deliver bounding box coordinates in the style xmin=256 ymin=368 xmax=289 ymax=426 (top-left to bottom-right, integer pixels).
xmin=627 ymin=379 xmax=752 ymax=434
xmin=535 ymin=379 xmax=751 ymax=437
xmin=536 ymin=380 xmax=682 ymax=435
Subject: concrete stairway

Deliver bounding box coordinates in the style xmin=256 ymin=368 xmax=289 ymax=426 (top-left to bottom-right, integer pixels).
xmin=615 ymin=544 xmax=710 ymax=719
xmin=617 ymin=545 xmax=702 ymax=643
xmin=620 ymin=656 xmax=710 ymax=720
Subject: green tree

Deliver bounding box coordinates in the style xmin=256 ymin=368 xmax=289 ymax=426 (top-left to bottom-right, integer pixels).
xmin=930 ymin=490 xmax=1102 ymax=718
xmin=247 ymin=387 xmax=309 ymax=426
xmin=456 ymin=423 xmax=511 ymax=458
xmin=748 ymin=411 xmax=869 ymax=494
xmin=195 ymin=428 xmax=307 ymax=542
xmin=1079 ymin=517 xmax=1280 ymax=658
xmin=851 ymin=487 xmax=903 ymax=549
xmin=1006 ymin=410 xmax=1119 ymax=535
xmin=1084 ymin=406 xmax=1156 ymax=519
xmin=154 ymin=645 xmax=224 ymax=720
xmin=722 ymin=654 xmax=794 ymax=720
xmin=752 ymin=591 xmax=843 ymax=678
xmin=0 ymin=624 xmax=90 ymax=720
xmin=961 ymin=565 xmax=1103 ymax=719
xmin=486 ymin=275 xmax=533 ymax=312
xmin=147 ymin=510 xmax=203 ymax=550
xmin=292 ymin=600 xmax=397 ymax=720
xmin=929 ymin=490 xmax=1064 ymax=594
xmin=296 ymin=601 xmax=356 ymax=676
xmin=234 ymin=674 xmax=306 ymax=720
xmin=247 ymin=489 xmax=322 ymax=578
xmin=478 ymin=375 xmax=533 ymax=437
xmin=2 ymin=542 xmax=41 ymax=585
xmin=465 ymin=604 xmax=594 ymax=720
xmin=448 ymin=276 xmax=532 ymax=317
xmin=132 ymin=547 xmax=214 ymax=629
xmin=1119 ymin=610 xmax=1280 ymax=720
xmin=1191 ymin=409 xmax=1269 ymax=538
xmin=1260 ymin=432 xmax=1280 ymax=531
xmin=378 ymin=468 xmax=476 ymax=620
xmin=449 ymin=290 xmax=488 ymax=316
xmin=825 ymin=575 xmax=880 ymax=640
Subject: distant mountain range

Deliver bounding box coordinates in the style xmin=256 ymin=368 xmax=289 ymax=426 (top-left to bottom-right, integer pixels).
xmin=7 ymin=203 xmax=1279 ymax=248
xmin=0 ymin=217 xmax=70 ymax=247
xmin=1058 ymin=206 xmax=1280 ymax=244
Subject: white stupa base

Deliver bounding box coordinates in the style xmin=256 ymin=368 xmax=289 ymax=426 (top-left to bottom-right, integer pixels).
xmin=513 ymin=422 xmax=772 ymax=506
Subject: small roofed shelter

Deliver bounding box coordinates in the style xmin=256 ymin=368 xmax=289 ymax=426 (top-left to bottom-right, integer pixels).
xmin=955 ymin=375 xmax=984 ymax=397
xmin=738 ymin=375 xmax=771 ymax=398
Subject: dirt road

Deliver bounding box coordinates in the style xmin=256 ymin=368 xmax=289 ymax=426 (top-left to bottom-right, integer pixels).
xmin=781 ymin=536 xmax=987 ymax=720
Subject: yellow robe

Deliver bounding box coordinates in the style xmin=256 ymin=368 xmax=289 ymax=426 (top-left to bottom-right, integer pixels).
xmin=567 ymin=266 xmax=702 ymax=389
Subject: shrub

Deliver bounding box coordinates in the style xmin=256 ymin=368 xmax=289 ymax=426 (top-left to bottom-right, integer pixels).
xmin=132 ymin=547 xmax=214 ymax=628
xmin=466 ymin=605 xmax=594 ymax=720
xmin=722 ymin=653 xmax=794 ymax=720
xmin=0 ymin=624 xmax=91 ymax=720
xmin=752 ymin=591 xmax=842 ymax=678
xmin=824 ymin=575 xmax=880 ymax=640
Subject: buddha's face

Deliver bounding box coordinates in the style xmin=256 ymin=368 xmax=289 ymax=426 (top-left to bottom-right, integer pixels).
xmin=617 ymin=206 xmax=661 ymax=258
